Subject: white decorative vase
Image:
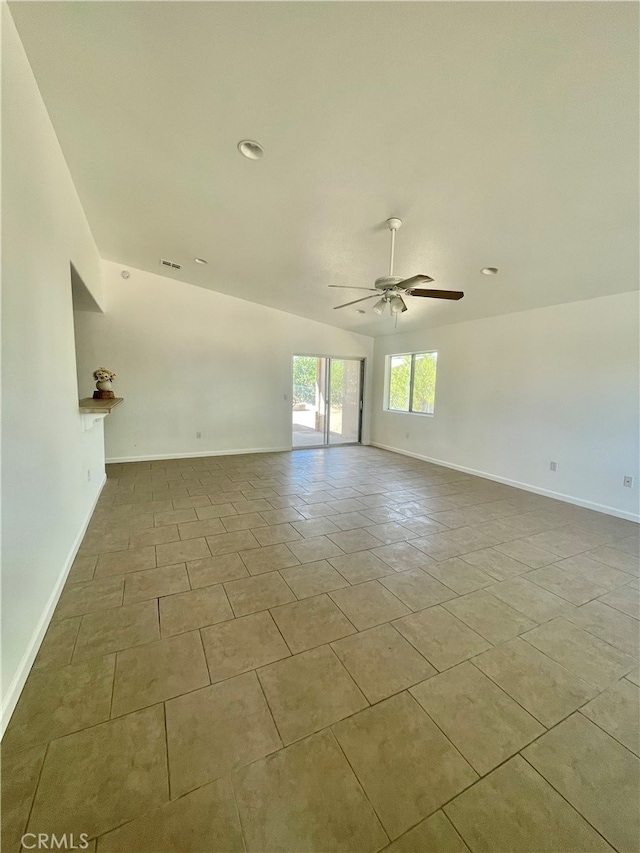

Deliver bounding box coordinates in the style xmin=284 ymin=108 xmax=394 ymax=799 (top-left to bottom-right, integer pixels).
xmin=96 ymin=380 xmax=113 ymax=392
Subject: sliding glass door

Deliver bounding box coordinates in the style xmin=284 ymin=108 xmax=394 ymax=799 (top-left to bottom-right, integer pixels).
xmin=291 ymin=356 xmax=327 ymax=448
xmin=329 ymin=358 xmax=362 ymax=444
xmin=292 ymin=356 xmax=363 ymax=448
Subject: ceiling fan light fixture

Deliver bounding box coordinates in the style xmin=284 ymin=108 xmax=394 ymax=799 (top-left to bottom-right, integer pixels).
xmin=373 ymin=298 xmax=387 ymax=315
xmin=389 ymin=295 xmax=406 ymax=314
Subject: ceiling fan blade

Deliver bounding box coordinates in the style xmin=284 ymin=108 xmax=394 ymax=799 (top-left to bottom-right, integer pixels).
xmin=328 ymin=286 xmax=379 ymax=291
xmin=333 ymin=294 xmax=380 ymax=309
xmin=395 ymin=274 xmax=434 ymax=290
xmin=410 ymin=289 xmax=464 ymax=300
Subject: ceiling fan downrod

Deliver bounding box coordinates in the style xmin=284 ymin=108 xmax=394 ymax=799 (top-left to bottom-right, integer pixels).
xmin=387 ymin=217 xmax=402 ymax=277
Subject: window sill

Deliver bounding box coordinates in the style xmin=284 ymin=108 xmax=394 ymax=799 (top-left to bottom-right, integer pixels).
xmin=385 ymin=409 xmax=434 ymax=417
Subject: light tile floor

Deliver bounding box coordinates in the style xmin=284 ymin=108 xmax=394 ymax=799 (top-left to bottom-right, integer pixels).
xmin=2 ymin=446 xmax=639 ymax=852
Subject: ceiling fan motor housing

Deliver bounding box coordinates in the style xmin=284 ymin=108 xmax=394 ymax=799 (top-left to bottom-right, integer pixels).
xmin=375 ymin=276 xmax=404 ymax=291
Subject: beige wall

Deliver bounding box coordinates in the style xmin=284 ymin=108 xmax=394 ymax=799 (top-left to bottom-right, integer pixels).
xmin=371 ymin=292 xmax=639 ymax=520
xmin=74 ymin=261 xmax=374 ymax=462
xmin=1 ymin=6 xmax=105 ymax=731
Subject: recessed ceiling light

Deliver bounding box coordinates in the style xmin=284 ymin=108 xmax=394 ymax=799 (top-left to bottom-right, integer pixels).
xmin=355 ymin=309 xmax=366 ymax=314
xmin=481 ymin=267 xmax=499 ymax=275
xmin=237 ymin=140 xmax=264 ymax=160
xmin=194 ymin=258 xmax=208 ymax=265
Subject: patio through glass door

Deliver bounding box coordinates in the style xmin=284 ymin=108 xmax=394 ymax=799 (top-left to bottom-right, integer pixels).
xmin=291 ymin=356 xmax=363 ymax=448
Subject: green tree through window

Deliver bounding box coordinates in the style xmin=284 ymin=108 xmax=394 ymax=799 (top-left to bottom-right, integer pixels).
xmin=388 ymin=352 xmax=437 ymax=413
xmin=389 ymin=355 xmax=411 ymax=410
xmin=292 ymin=356 xmax=318 ymax=405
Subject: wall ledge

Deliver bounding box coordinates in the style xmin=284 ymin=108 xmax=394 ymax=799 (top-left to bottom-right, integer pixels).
xmin=79 ymin=397 xmax=123 ymax=414
xmin=79 ymin=398 xmax=123 ymax=431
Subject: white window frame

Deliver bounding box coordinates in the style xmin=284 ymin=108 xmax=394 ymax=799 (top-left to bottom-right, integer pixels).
xmin=384 ymin=351 xmax=437 ymax=415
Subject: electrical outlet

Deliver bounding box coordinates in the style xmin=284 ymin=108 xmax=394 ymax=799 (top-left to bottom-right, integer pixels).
xmin=196 ymin=431 xmax=202 ymax=439
xmin=623 ymin=475 xmax=634 ymax=488
xmin=550 ymin=461 xmax=558 ymax=472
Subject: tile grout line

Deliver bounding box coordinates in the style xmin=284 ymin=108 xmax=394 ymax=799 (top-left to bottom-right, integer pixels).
xmin=69 ymin=613 xmax=85 ymax=663
xmin=266 ymin=604 xmax=297 ymax=657
xmin=517 ymin=752 xmax=617 ymax=850
xmin=196 ymin=628 xmax=213 ymax=686
xmin=466 ymin=650 xmax=626 ymax=734
xmin=414 ymin=687 xmax=631 ymax=850
xmin=108 ymin=652 xmax=117 ymax=719
xmin=20 ymin=741 xmax=51 ymax=839
xmin=520 ymin=617 xmax=639 ymax=666
xmin=162 ymin=699 xmax=172 ymax=803
xmin=325 ymin=727 xmax=391 ymax=849
xmin=576 ymin=705 xmax=640 ymax=760
xmin=228 ymin=772 xmax=249 ymax=853
xmin=253 ymin=665 xmax=286 ymax=749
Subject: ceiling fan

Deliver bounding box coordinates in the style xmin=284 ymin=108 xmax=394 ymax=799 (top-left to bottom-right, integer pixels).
xmin=330 ymin=218 xmax=464 ymax=315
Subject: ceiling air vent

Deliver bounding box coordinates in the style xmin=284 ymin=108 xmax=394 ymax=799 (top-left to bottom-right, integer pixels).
xmin=160 ymin=258 xmax=182 ymax=270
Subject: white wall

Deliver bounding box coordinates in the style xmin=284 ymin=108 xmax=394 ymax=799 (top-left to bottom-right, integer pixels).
xmin=371 ymin=292 xmax=639 ymax=520
xmin=74 ymin=262 xmax=374 ymax=461
xmin=1 ymin=6 xmax=106 ymax=731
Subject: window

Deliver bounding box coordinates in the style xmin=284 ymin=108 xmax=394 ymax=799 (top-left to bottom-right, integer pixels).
xmin=387 ymin=351 xmax=437 ymax=414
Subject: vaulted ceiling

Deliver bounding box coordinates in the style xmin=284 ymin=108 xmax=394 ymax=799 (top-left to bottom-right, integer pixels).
xmin=10 ymin=1 xmax=638 ymax=336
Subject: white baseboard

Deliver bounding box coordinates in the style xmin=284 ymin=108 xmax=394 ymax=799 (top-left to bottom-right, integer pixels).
xmin=106 ymin=446 xmax=293 ymax=464
xmin=370 ymin=442 xmax=640 ymax=523
xmin=1 ymin=474 xmax=107 ymax=738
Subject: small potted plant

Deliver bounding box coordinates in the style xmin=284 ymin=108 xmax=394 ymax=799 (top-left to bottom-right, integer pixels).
xmin=93 ymin=367 xmax=116 ymax=399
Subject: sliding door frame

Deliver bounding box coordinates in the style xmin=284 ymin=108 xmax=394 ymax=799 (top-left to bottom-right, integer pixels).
xmin=291 ymin=354 xmax=365 ymax=449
